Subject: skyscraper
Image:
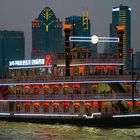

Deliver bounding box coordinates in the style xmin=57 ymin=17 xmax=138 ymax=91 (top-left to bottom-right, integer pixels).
xmin=32 ymin=7 xmax=63 ymax=58
xmin=135 ymin=52 xmax=140 ymax=69
xmin=65 ymin=9 xmax=91 ymax=48
xmin=0 ymin=30 xmax=25 ymax=76
xmin=110 ymin=4 xmax=131 ymax=70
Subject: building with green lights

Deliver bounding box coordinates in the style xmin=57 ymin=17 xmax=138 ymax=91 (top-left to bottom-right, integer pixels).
xmin=32 ymin=7 xmax=63 ymax=58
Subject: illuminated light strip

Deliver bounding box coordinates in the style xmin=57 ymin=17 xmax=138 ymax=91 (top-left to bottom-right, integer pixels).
xmin=112 ymin=8 xmax=120 ymax=12
xmin=129 ymin=8 xmax=131 ymax=11
xmin=70 ymin=36 xmax=91 ymax=39
xmin=98 ymin=37 xmax=119 ymax=42
xmin=9 ymin=65 xmax=52 ymax=70
xmin=70 ymin=63 xmax=124 ymax=66
xmin=1 ymin=80 xmax=140 ymax=86
xmin=69 ymin=36 xmax=91 ymax=42
xmin=83 ymin=112 xmax=101 ymax=119
xmin=98 ymin=38 xmax=119 ymax=43
xmin=0 ymin=98 xmax=139 ymax=102
xmin=113 ymin=114 xmax=140 ymax=118
xmin=70 ymin=40 xmax=91 ymax=42
xmin=0 ymin=113 xmax=10 ymax=116
xmin=70 ymin=35 xmax=119 ymax=44
xmin=14 ymin=113 xmax=79 ymax=117
xmin=9 ymin=63 xmax=124 ymax=69
xmin=99 ymin=37 xmax=119 ymax=40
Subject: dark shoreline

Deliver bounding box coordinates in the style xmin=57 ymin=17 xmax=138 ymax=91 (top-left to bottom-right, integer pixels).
xmin=0 ymin=116 xmax=140 ymax=128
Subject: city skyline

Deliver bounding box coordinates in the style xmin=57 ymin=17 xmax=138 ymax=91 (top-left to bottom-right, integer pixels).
xmin=0 ymin=0 xmax=139 ymax=58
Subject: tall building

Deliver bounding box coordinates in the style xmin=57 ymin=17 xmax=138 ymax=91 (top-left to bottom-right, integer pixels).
xmin=135 ymin=52 xmax=140 ymax=72
xmin=110 ymin=4 xmax=131 ymax=70
xmin=136 ymin=52 xmax=140 ymax=68
xmin=0 ymin=30 xmax=25 ymax=76
xmin=132 ymin=53 xmax=140 ymax=73
xmin=65 ymin=9 xmax=91 ymax=48
xmin=32 ymin=7 xmax=63 ymax=58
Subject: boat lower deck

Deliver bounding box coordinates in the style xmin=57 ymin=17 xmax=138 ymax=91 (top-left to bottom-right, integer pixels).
xmin=0 ymin=114 xmax=140 ymax=128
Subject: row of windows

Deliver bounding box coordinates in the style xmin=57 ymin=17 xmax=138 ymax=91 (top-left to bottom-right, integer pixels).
xmin=10 ymin=66 xmax=118 ymax=77
xmin=15 ymin=88 xmax=81 ymax=95
xmin=16 ymin=105 xmax=92 ymax=114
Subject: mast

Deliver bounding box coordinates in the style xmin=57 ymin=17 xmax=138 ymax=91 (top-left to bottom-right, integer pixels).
xmin=64 ymin=24 xmax=72 ymax=76
xmin=116 ymin=26 xmax=125 ymax=75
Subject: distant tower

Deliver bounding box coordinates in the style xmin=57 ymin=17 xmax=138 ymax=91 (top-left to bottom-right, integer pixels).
xmin=110 ymin=4 xmax=131 ymax=70
xmin=32 ymin=7 xmax=63 ymax=58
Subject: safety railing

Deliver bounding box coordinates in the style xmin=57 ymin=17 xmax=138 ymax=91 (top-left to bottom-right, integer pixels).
xmin=0 ymin=75 xmax=137 ymax=84
xmin=6 ymin=92 xmax=140 ymax=101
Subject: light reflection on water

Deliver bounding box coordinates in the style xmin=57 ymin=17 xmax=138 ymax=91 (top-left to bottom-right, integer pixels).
xmin=0 ymin=121 xmax=140 ymax=140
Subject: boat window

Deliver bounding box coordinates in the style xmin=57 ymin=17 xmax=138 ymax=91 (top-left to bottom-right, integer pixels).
xmin=44 ymin=88 xmax=49 ymax=94
xmin=34 ymin=105 xmax=39 ymax=112
xmin=85 ymin=106 xmax=92 ymax=115
xmin=16 ymin=89 xmax=21 ymax=95
xmin=16 ymin=105 xmax=21 ymax=112
xmin=44 ymin=105 xmax=49 ymax=112
xmin=2 ymin=104 xmax=8 ymax=111
xmin=63 ymin=105 xmax=69 ymax=113
xmin=53 ymin=105 xmax=59 ymax=113
xmin=74 ymin=105 xmax=80 ymax=113
xmin=34 ymin=88 xmax=39 ymax=95
xmin=25 ymin=105 xmax=30 ymax=112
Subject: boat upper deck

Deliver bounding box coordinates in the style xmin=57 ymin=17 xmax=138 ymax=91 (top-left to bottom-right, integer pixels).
xmin=0 ymin=75 xmax=139 ymax=85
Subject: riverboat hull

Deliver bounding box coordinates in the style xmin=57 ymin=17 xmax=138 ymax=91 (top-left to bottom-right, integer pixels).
xmin=0 ymin=115 xmax=140 ymax=128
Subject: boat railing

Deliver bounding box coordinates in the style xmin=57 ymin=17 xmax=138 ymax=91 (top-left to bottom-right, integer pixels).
xmin=0 ymin=74 xmax=137 ymax=84
xmin=57 ymin=58 xmax=123 ymax=64
xmin=7 ymin=92 xmax=140 ymax=100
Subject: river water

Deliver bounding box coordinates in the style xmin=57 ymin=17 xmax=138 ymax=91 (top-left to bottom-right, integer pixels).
xmin=0 ymin=121 xmax=140 ymax=140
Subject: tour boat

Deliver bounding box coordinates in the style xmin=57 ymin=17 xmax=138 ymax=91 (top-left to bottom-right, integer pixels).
xmin=0 ymin=25 xmax=140 ymax=127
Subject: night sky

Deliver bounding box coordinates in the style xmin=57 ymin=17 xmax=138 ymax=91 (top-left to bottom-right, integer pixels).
xmin=0 ymin=0 xmax=139 ymax=58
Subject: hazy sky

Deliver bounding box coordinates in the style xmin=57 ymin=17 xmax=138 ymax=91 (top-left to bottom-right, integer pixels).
xmin=0 ymin=0 xmax=140 ymax=58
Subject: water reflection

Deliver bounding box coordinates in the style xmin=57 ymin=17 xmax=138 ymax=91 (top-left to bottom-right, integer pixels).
xmin=0 ymin=121 xmax=140 ymax=140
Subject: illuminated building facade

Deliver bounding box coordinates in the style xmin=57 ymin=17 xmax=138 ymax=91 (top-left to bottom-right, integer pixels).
xmin=0 ymin=30 xmax=25 ymax=77
xmin=32 ymin=7 xmax=63 ymax=58
xmin=65 ymin=9 xmax=91 ymax=48
xmin=110 ymin=4 xmax=131 ymax=70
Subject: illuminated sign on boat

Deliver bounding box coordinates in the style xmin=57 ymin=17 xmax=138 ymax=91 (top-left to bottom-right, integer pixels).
xmin=9 ymin=59 xmax=45 ymax=66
